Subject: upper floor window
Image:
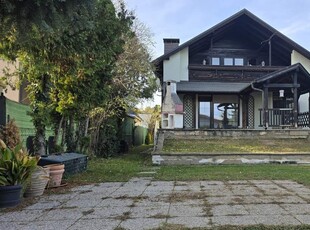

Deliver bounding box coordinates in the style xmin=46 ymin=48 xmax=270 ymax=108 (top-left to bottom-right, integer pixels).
xmin=224 ymin=58 xmax=233 ymax=66
xmin=234 ymin=58 xmax=244 ymax=66
xmin=211 ymin=57 xmax=220 ymax=65
xmin=210 ymin=57 xmax=244 ymax=66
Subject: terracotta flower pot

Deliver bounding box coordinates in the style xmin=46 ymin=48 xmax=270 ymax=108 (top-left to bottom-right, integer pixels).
xmin=24 ymin=167 xmax=50 ymax=197
xmin=45 ymin=164 xmax=65 ymax=188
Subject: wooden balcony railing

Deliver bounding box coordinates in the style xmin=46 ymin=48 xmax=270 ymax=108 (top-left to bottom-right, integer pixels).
xmin=188 ymin=65 xmax=283 ymax=82
xmin=259 ymin=108 xmax=294 ymax=127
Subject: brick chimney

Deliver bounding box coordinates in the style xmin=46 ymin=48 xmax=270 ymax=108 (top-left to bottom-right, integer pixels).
xmin=163 ymin=38 xmax=180 ymax=54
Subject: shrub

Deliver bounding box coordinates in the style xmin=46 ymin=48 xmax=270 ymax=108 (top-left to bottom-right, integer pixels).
xmin=0 ymin=120 xmax=21 ymax=149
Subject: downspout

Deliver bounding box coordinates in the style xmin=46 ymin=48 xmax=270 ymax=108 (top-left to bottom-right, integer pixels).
xmin=251 ymin=82 xmax=267 ymax=129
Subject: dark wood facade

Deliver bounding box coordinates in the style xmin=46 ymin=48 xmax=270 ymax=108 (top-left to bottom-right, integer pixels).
xmin=154 ymin=9 xmax=310 ymax=129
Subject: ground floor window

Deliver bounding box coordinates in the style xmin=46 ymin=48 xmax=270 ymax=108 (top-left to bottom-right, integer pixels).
xmin=198 ymin=96 xmax=211 ymax=128
xmin=197 ymin=95 xmax=239 ymax=129
xmin=214 ymin=103 xmax=239 ymax=128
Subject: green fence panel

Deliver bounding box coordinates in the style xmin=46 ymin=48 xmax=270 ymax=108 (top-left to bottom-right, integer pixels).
xmin=5 ymin=99 xmax=53 ymax=151
xmin=120 ymin=116 xmax=134 ymax=146
xmin=133 ymin=126 xmax=148 ymax=146
xmin=6 ymin=99 xmax=34 ymax=129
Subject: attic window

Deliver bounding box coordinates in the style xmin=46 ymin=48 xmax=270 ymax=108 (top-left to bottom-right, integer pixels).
xmin=234 ymin=58 xmax=244 ymax=66
xmin=224 ymin=58 xmax=233 ymax=66
xmin=211 ymin=57 xmax=220 ymax=65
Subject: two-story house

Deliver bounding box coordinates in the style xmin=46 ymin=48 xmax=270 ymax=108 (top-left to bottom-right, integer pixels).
xmin=154 ymin=9 xmax=310 ymax=130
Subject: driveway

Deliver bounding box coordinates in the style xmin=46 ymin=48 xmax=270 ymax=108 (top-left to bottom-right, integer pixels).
xmin=1 ymin=178 xmax=310 ymax=229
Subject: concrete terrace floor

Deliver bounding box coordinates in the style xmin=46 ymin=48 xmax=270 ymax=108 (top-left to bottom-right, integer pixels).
xmin=1 ymin=178 xmax=310 ymax=230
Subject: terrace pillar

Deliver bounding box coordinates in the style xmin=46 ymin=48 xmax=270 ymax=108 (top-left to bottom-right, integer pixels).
xmin=293 ymin=73 xmax=298 ymax=128
xmin=308 ymin=91 xmax=310 ymax=128
xmin=263 ymin=87 xmax=269 ymax=128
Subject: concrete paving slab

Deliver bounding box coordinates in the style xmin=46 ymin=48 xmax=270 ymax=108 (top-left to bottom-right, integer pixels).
xmin=131 ymin=205 xmax=169 ymax=218
xmin=169 ymin=204 xmax=205 ymax=217
xmin=244 ymin=204 xmax=289 ymax=215
xmin=0 ymin=221 xmax=30 ymax=230
xmin=97 ymin=198 xmax=134 ymax=207
xmin=295 ymin=215 xmax=310 ymax=224
xmin=61 ymin=197 xmax=101 ymax=208
xmin=80 ymin=206 xmax=131 ymax=219
xmin=22 ymin=220 xmax=76 ymax=230
xmin=206 ymin=189 xmax=235 ymax=197
xmin=227 ymin=180 xmax=251 ymax=185
xmin=230 ymin=185 xmax=262 ymax=196
xmin=134 ymin=200 xmax=171 ymax=207
xmin=1 ymin=179 xmax=310 ymax=229
xmin=206 ymin=195 xmax=245 ymax=205
xmin=120 ymin=217 xmax=166 ymax=230
xmin=290 ymin=187 xmax=310 ymax=194
xmin=282 ymin=204 xmax=310 ymax=214
xmin=212 ymin=215 xmax=256 ymax=226
xmin=43 ymin=193 xmax=78 ymax=201
xmin=111 ymin=189 xmax=146 ymax=197
xmin=25 ymin=200 xmax=62 ymax=210
xmin=167 ymin=216 xmax=210 ymax=228
xmin=68 ymin=218 xmax=120 ymax=230
xmin=211 ymin=204 xmax=249 ymax=216
xmin=70 ymin=184 xmax=95 ymax=192
xmin=274 ymin=195 xmax=307 ymax=204
xmin=254 ymin=215 xmax=301 ymax=225
xmin=36 ymin=207 xmax=89 ymax=221
xmin=167 ymin=199 xmax=205 ymax=206
xmin=0 ymin=210 xmax=44 ymax=222
xmin=253 ymin=184 xmax=293 ymax=195
xmin=90 ymin=186 xmax=119 ymax=195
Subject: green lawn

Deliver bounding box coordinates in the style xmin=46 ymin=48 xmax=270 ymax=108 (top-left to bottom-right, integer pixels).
xmin=155 ymin=224 xmax=310 ymax=230
xmin=162 ymin=139 xmax=310 ymax=153
xmin=65 ymin=145 xmax=310 ymax=187
xmin=66 ymin=145 xmax=154 ymax=184
xmin=155 ymin=164 xmax=310 ymax=186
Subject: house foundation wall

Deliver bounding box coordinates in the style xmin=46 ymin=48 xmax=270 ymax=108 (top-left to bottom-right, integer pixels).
xmin=152 ymin=153 xmax=310 ymax=165
xmin=154 ymin=129 xmax=310 ymax=152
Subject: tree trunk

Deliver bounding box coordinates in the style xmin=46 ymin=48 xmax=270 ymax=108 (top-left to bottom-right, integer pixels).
xmin=34 ymin=118 xmax=46 ymax=156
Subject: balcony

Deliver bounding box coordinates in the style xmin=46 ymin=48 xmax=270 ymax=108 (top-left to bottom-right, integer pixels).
xmin=259 ymin=108 xmax=310 ymax=128
xmin=188 ymin=64 xmax=283 ymax=82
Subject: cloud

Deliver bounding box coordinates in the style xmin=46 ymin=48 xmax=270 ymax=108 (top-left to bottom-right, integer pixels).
xmin=280 ymin=20 xmax=310 ymax=37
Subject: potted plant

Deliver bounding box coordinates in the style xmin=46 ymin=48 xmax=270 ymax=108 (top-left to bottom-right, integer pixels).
xmin=24 ymin=166 xmax=50 ymax=198
xmin=0 ymin=139 xmax=38 ymax=208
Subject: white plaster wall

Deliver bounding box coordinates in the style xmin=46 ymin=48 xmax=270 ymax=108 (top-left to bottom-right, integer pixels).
xmin=174 ymin=114 xmax=183 ymax=128
xmin=291 ymin=50 xmax=310 ymax=70
xmin=163 ymin=47 xmax=189 ymax=82
xmin=0 ymin=59 xmax=21 ymax=102
xmin=251 ymin=91 xmax=273 ymax=129
xmin=291 ymin=50 xmax=310 ymax=113
xmin=299 ymin=94 xmax=308 ymax=113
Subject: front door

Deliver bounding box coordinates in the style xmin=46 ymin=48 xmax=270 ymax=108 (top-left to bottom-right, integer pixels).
xmin=198 ymin=96 xmax=211 ymax=128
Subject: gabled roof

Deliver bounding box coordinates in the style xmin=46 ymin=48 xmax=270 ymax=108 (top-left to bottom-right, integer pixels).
xmin=253 ymin=63 xmax=310 ymax=84
xmin=153 ymin=9 xmax=310 ymax=65
xmin=252 ymin=63 xmax=310 ymax=94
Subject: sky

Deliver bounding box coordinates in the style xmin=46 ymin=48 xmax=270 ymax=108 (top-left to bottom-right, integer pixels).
xmin=125 ymin=0 xmax=310 ymax=108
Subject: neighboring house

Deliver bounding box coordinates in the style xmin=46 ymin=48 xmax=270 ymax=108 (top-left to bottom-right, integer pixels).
xmin=0 ymin=80 xmax=5 ymax=93
xmin=136 ymin=113 xmax=151 ymax=129
xmin=0 ymin=59 xmax=29 ymax=104
xmin=153 ymin=9 xmax=310 ymax=130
